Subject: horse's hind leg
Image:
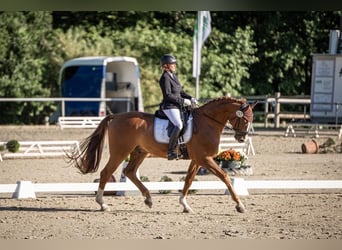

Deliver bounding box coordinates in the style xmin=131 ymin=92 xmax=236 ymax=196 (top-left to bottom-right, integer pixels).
xmin=96 ymin=156 xmax=125 ymax=211
xmin=179 ymin=160 xmax=200 ymax=213
xmin=123 ymin=147 xmax=152 ymax=208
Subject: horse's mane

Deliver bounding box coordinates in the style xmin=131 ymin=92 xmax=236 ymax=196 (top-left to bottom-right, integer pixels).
xmin=198 ymin=96 xmax=246 ymax=110
xmin=193 ymin=96 xmax=252 ymax=122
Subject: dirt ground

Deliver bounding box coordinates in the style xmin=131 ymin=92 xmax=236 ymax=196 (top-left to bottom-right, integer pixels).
xmin=0 ymin=125 xmax=341 ymax=239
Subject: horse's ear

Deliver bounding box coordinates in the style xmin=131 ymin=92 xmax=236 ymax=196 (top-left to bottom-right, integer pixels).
xmin=250 ymin=100 xmax=258 ymax=109
xmin=239 ymin=103 xmax=249 ymax=111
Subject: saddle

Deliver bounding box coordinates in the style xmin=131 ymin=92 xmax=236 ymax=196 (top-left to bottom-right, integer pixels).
xmin=153 ymin=107 xmax=193 ymax=159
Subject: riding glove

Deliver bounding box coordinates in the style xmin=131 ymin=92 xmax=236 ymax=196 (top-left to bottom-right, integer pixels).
xmin=191 ymin=98 xmax=199 ymax=106
xmin=183 ymin=98 xmax=191 ymax=106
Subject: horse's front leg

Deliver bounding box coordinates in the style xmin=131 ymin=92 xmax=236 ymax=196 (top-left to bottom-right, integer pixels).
xmin=201 ymin=157 xmax=246 ymax=213
xmin=180 ymin=160 xmax=200 ymax=213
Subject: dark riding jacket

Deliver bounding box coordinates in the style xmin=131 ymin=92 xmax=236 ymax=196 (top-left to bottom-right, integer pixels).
xmin=159 ymin=71 xmax=192 ymax=110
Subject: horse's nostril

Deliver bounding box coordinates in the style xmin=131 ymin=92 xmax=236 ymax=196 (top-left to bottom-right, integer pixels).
xmin=235 ymin=137 xmax=245 ymax=143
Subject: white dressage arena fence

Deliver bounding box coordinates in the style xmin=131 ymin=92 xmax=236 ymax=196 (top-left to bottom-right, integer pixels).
xmin=219 ymin=136 xmax=255 ymax=155
xmin=0 ymin=140 xmax=80 ymax=161
xmin=1 ymin=179 xmax=342 ymax=199
xmin=284 ymin=123 xmax=342 ymax=138
xmin=0 ymin=178 xmax=248 ymax=199
xmin=58 ymin=116 xmax=104 ymax=129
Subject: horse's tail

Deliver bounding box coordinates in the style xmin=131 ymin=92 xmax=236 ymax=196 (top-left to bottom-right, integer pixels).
xmin=66 ymin=114 xmax=114 ymax=174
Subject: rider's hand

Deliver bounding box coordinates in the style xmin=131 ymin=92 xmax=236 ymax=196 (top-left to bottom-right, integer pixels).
xmin=191 ymin=98 xmax=198 ymax=106
xmin=183 ymin=98 xmax=191 ymax=106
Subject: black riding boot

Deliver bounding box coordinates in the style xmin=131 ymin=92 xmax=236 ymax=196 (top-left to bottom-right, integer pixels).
xmin=167 ymin=126 xmax=181 ymax=160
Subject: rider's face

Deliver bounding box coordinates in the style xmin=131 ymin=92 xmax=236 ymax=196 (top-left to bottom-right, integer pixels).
xmin=168 ymin=63 xmax=176 ymax=73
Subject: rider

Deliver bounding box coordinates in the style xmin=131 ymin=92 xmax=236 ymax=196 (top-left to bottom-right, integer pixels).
xmin=158 ymin=54 xmax=198 ymax=160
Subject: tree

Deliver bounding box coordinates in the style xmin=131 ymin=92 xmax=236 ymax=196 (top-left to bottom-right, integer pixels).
xmin=0 ymin=11 xmax=58 ymax=124
xmin=1 ymin=11 xmax=341 ymax=123
xmin=214 ymin=11 xmax=342 ymax=96
xmin=199 ymin=26 xmax=258 ymax=98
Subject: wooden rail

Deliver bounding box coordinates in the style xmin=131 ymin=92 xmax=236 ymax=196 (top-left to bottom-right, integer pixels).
xmin=1 ymin=95 xmax=340 ymax=130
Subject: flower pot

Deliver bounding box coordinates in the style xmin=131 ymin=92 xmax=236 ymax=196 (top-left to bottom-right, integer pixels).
xmin=301 ymin=139 xmax=318 ymax=154
xmin=221 ymin=160 xmax=241 ymax=169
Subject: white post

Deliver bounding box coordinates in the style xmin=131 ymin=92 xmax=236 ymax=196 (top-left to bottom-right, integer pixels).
xmin=12 ymin=181 xmax=36 ymax=199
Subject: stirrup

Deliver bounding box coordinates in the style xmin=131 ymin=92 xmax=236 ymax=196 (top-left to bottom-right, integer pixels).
xmin=167 ymin=152 xmax=178 ymax=160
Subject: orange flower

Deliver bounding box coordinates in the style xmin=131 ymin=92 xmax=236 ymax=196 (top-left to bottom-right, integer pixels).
xmin=214 ymin=149 xmax=245 ymax=162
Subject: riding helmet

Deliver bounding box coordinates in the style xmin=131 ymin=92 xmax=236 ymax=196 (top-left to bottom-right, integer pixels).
xmin=160 ymin=54 xmax=177 ymax=65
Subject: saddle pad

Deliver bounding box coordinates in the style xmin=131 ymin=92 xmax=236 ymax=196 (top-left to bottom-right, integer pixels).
xmin=153 ymin=115 xmax=193 ymax=144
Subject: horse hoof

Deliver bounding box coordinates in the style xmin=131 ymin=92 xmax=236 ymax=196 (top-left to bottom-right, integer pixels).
xmin=144 ymin=198 xmax=153 ymax=208
xmin=183 ymin=208 xmax=194 ymax=213
xmin=101 ymin=204 xmax=110 ymax=212
xmin=235 ymin=204 xmax=246 ymax=213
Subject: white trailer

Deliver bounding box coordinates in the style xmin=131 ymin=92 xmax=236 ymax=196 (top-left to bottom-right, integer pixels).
xmin=59 ymin=56 xmax=144 ymax=117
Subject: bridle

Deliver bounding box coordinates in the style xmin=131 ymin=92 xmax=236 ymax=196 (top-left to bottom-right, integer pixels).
xmin=229 ymin=103 xmax=252 ymax=137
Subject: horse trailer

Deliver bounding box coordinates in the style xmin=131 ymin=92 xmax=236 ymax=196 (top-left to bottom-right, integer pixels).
xmin=59 ymin=56 xmax=144 ymax=117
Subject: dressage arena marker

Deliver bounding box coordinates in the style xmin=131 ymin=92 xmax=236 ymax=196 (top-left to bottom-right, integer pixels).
xmin=11 ymin=181 xmax=36 ymax=199
xmin=0 ymin=141 xmax=80 ymax=161
xmin=1 ymin=179 xmax=342 ymax=199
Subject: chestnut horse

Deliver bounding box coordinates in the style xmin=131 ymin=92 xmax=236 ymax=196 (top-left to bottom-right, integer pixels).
xmin=67 ymin=96 xmax=255 ymax=213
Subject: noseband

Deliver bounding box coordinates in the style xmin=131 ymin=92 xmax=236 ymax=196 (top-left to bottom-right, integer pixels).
xmin=230 ymin=103 xmax=252 ymax=136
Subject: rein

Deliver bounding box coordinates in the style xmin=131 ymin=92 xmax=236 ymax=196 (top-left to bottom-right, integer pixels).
xmin=193 ymin=97 xmax=253 ymax=138
xmin=201 ymin=111 xmax=227 ymax=127
xmin=199 ymin=101 xmax=251 ymax=129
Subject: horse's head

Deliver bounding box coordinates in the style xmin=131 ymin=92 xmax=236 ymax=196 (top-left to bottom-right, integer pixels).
xmin=229 ymin=101 xmax=257 ymax=142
